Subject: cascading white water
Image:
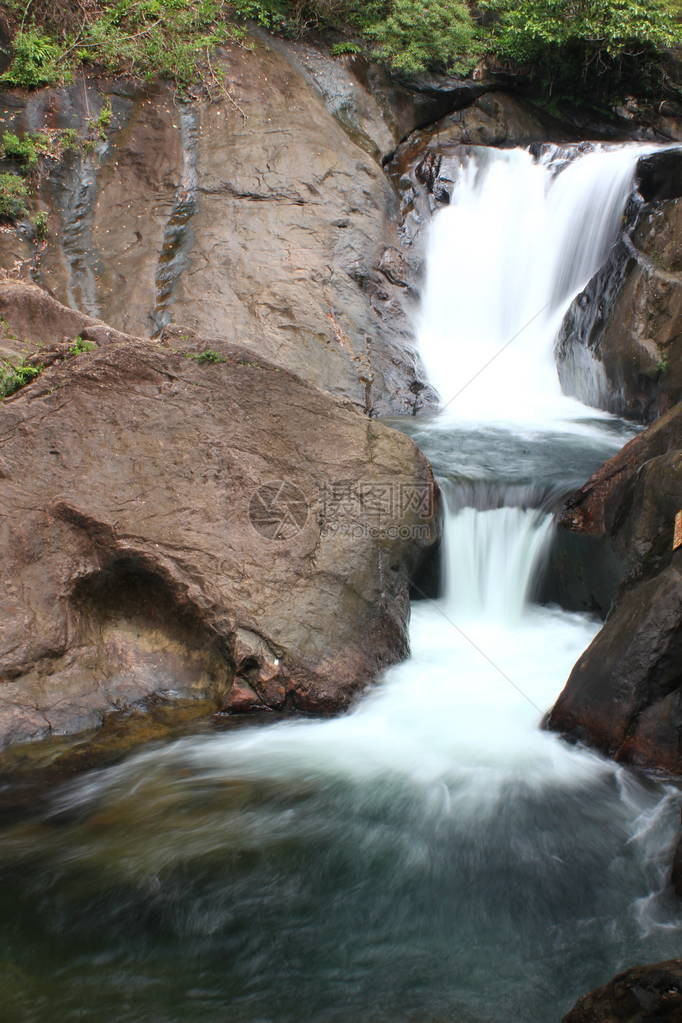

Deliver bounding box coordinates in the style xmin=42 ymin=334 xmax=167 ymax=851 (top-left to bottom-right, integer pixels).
xmin=6 ymin=143 xmax=680 ymax=1023
xmin=443 ymin=505 xmax=554 ymax=622
xmin=419 ymin=145 xmax=646 ymax=424
xmin=42 ymin=143 xmax=668 ymax=815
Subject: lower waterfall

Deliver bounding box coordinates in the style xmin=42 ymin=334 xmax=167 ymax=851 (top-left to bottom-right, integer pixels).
xmin=1 ymin=142 xmax=680 ymax=1023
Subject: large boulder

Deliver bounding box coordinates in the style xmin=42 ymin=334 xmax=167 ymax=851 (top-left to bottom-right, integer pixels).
xmin=563 ymin=959 xmax=682 ymax=1022
xmin=548 ymin=405 xmax=682 ymax=772
xmin=0 ymin=283 xmax=439 ymax=750
xmin=0 ymin=35 xmax=434 ymax=415
xmin=557 ymin=150 xmax=682 ymax=423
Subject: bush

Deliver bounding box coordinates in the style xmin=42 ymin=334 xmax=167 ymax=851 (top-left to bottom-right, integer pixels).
xmin=187 ymin=348 xmax=227 ymax=363
xmin=32 ymin=210 xmax=48 ymax=239
xmin=0 ymin=173 xmax=29 ymax=221
xmin=69 ymin=337 xmax=97 ymax=355
xmin=0 ymin=29 xmax=63 ymax=89
xmin=0 ymin=361 xmax=42 ymax=398
xmin=0 ymin=131 xmax=39 ymax=169
xmin=366 ymin=0 xmax=479 ymax=73
xmin=482 ymin=0 xmax=681 ymax=98
xmin=0 ymin=0 xmax=678 ymax=98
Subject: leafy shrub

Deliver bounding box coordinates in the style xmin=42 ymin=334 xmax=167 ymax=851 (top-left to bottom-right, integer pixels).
xmin=0 ymin=131 xmax=38 ymax=169
xmin=366 ymin=0 xmax=479 ymax=73
xmin=330 ymin=40 xmax=362 ymax=55
xmin=481 ymin=0 xmax=681 ymax=98
xmin=187 ymin=348 xmax=227 ymax=363
xmin=69 ymin=337 xmax=97 ymax=355
xmin=230 ymin=0 xmax=291 ymax=30
xmin=32 ymin=210 xmax=48 ymax=239
xmin=1 ymin=29 xmax=63 ymax=89
xmin=0 ymin=173 xmax=29 ymax=220
xmin=0 ymin=361 xmax=42 ymax=398
xmin=0 ymin=0 xmax=678 ymax=98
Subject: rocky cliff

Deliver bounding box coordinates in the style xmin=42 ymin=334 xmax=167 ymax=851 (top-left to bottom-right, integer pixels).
xmin=0 ymin=35 xmax=438 ymax=416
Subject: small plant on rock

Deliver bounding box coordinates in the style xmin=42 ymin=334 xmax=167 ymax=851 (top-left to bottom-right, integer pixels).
xmin=32 ymin=210 xmax=48 ymax=240
xmin=0 ymin=131 xmax=39 ymax=169
xmin=187 ymin=349 xmax=227 ymax=364
xmin=0 ymin=360 xmax=42 ymax=398
xmin=0 ymin=173 xmax=29 ymax=221
xmin=69 ymin=337 xmax=97 ymax=355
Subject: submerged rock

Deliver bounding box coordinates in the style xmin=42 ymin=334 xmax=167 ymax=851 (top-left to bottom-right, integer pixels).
xmin=563 ymin=959 xmax=682 ymax=1021
xmin=548 ymin=405 xmax=682 ymax=773
xmin=0 ymin=283 xmax=439 ymax=751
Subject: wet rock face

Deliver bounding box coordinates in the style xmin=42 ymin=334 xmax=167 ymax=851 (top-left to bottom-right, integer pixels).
xmin=0 ymin=283 xmax=439 ymax=750
xmin=0 ymin=37 xmax=434 ymax=416
xmin=557 ymin=149 xmax=682 ymax=423
xmin=562 ymin=959 xmax=682 ymax=1022
xmin=637 ymin=147 xmax=682 ymax=202
xmin=548 ymin=406 xmax=682 ymax=773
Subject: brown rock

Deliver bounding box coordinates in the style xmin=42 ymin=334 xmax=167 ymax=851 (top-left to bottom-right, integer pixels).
xmin=0 ymin=284 xmax=439 ymax=750
xmin=548 ymin=406 xmax=682 ymax=773
xmin=563 ymin=959 xmax=682 ymax=1021
xmin=0 ymin=36 xmax=433 ymax=415
xmin=0 ymin=279 xmax=143 ymax=361
xmin=559 ymin=404 xmax=682 ymax=552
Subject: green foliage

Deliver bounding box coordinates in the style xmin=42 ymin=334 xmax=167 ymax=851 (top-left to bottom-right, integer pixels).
xmin=330 ymin=40 xmax=362 ymax=54
xmin=0 ymin=0 xmax=678 ymax=98
xmin=95 ymin=98 xmax=112 ymax=133
xmin=365 ymin=0 xmax=479 ymax=73
xmin=1 ymin=1 xmax=241 ymax=91
xmin=69 ymin=337 xmax=97 ymax=355
xmin=481 ymin=0 xmax=681 ymax=98
xmin=32 ymin=210 xmax=48 ymax=239
xmin=230 ymin=0 xmax=290 ymax=30
xmin=0 ymin=360 xmax=42 ymax=398
xmin=0 ymin=29 xmax=64 ymax=89
xmin=0 ymin=173 xmax=29 ymax=221
xmin=0 ymin=127 xmax=97 ymax=229
xmin=187 ymin=348 xmax=227 ymax=363
xmin=0 ymin=131 xmax=38 ymax=169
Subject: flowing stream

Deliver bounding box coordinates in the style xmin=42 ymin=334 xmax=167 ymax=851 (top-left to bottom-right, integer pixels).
xmin=2 ymin=144 xmax=682 ymax=1023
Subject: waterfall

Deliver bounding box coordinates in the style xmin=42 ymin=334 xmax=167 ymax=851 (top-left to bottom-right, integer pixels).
xmin=9 ymin=143 xmax=681 ymax=1023
xmin=442 ymin=505 xmax=554 ymax=623
xmin=418 ymin=144 xmax=646 ymax=424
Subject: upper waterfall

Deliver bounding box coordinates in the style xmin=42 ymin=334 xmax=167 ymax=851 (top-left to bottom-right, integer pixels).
xmin=418 ymin=144 xmax=647 ymax=426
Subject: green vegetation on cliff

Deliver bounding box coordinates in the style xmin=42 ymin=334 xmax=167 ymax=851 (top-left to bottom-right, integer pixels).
xmin=0 ymin=0 xmax=679 ymax=100
xmin=0 ymin=359 xmax=41 ymax=398
xmin=481 ymin=0 xmax=681 ymax=99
